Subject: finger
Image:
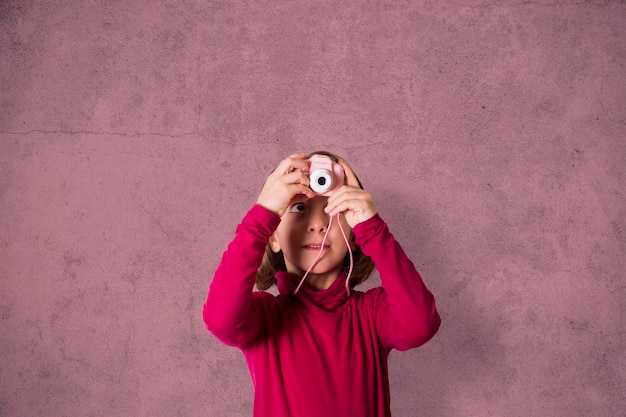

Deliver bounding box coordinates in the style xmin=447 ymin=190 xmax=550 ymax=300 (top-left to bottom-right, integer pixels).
xmin=289 ymin=158 xmax=310 ymax=174
xmin=288 ymin=153 xmax=307 ymax=158
xmin=290 ymin=183 xmax=315 ymax=200
xmin=276 ymin=154 xmax=309 ymax=174
xmin=325 ymin=198 xmax=358 ymax=218
xmin=327 ymin=186 xmax=361 ymax=206
xmin=325 ymin=188 xmax=362 ymax=213
xmin=338 ymin=160 xmax=360 ymax=188
xmin=327 ymin=193 xmax=376 ymax=223
xmin=283 ymin=170 xmax=310 ymax=186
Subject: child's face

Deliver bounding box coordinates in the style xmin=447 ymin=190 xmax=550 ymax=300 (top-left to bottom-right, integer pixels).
xmin=270 ymin=196 xmax=352 ymax=290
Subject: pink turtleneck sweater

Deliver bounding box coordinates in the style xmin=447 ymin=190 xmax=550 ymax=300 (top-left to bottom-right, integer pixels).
xmin=203 ymin=204 xmax=440 ymax=417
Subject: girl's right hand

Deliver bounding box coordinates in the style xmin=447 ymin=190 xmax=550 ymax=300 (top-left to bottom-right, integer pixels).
xmin=256 ymin=153 xmax=316 ymax=217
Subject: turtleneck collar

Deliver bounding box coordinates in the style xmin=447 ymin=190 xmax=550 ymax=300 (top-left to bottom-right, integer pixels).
xmin=275 ymin=269 xmax=351 ymax=313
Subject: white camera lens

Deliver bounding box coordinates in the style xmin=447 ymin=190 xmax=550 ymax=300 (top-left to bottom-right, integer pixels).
xmin=310 ymin=170 xmax=332 ymax=194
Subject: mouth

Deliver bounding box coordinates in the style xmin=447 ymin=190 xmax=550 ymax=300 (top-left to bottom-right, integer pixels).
xmin=303 ymin=243 xmax=330 ymax=250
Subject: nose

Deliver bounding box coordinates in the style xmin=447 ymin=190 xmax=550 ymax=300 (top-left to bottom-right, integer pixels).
xmin=307 ymin=207 xmax=329 ymax=233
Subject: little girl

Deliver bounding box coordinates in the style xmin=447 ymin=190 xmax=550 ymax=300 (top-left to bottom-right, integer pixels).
xmin=203 ymin=151 xmax=440 ymax=417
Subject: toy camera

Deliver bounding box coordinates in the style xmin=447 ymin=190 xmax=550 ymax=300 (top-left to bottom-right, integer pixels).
xmin=307 ymin=155 xmax=345 ymax=196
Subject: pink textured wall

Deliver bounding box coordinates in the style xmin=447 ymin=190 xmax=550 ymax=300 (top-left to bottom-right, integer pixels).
xmin=1 ymin=1 xmax=625 ymax=416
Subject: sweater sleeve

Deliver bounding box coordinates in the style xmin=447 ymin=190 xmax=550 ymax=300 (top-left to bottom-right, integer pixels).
xmin=353 ymin=214 xmax=441 ymax=351
xmin=203 ymin=204 xmax=281 ymax=348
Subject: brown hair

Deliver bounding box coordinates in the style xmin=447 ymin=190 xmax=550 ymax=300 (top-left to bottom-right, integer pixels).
xmin=255 ymin=151 xmax=376 ymax=291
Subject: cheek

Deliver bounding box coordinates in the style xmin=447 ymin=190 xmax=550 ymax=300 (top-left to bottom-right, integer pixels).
xmin=336 ymin=216 xmax=353 ymax=240
xmin=275 ymin=224 xmax=301 ymax=249
xmin=332 ymin=223 xmax=354 ymax=254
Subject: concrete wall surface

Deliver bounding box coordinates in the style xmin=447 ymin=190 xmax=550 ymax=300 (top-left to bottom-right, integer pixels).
xmin=1 ymin=1 xmax=625 ymax=416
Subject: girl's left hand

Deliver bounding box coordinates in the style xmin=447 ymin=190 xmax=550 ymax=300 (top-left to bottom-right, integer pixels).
xmin=325 ymin=160 xmax=377 ymax=228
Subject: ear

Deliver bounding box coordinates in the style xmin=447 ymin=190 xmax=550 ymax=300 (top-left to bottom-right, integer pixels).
xmin=269 ymin=233 xmax=282 ymax=253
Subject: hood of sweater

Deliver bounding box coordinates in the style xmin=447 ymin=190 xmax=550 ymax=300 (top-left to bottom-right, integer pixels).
xmin=275 ymin=269 xmax=351 ymax=313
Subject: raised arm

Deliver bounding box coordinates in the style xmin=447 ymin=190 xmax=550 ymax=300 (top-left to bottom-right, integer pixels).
xmin=203 ymin=205 xmax=280 ymax=347
xmin=354 ymin=216 xmax=441 ymax=351
xmin=325 ymin=160 xmax=440 ymax=351
xmin=203 ymin=154 xmax=315 ymax=348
